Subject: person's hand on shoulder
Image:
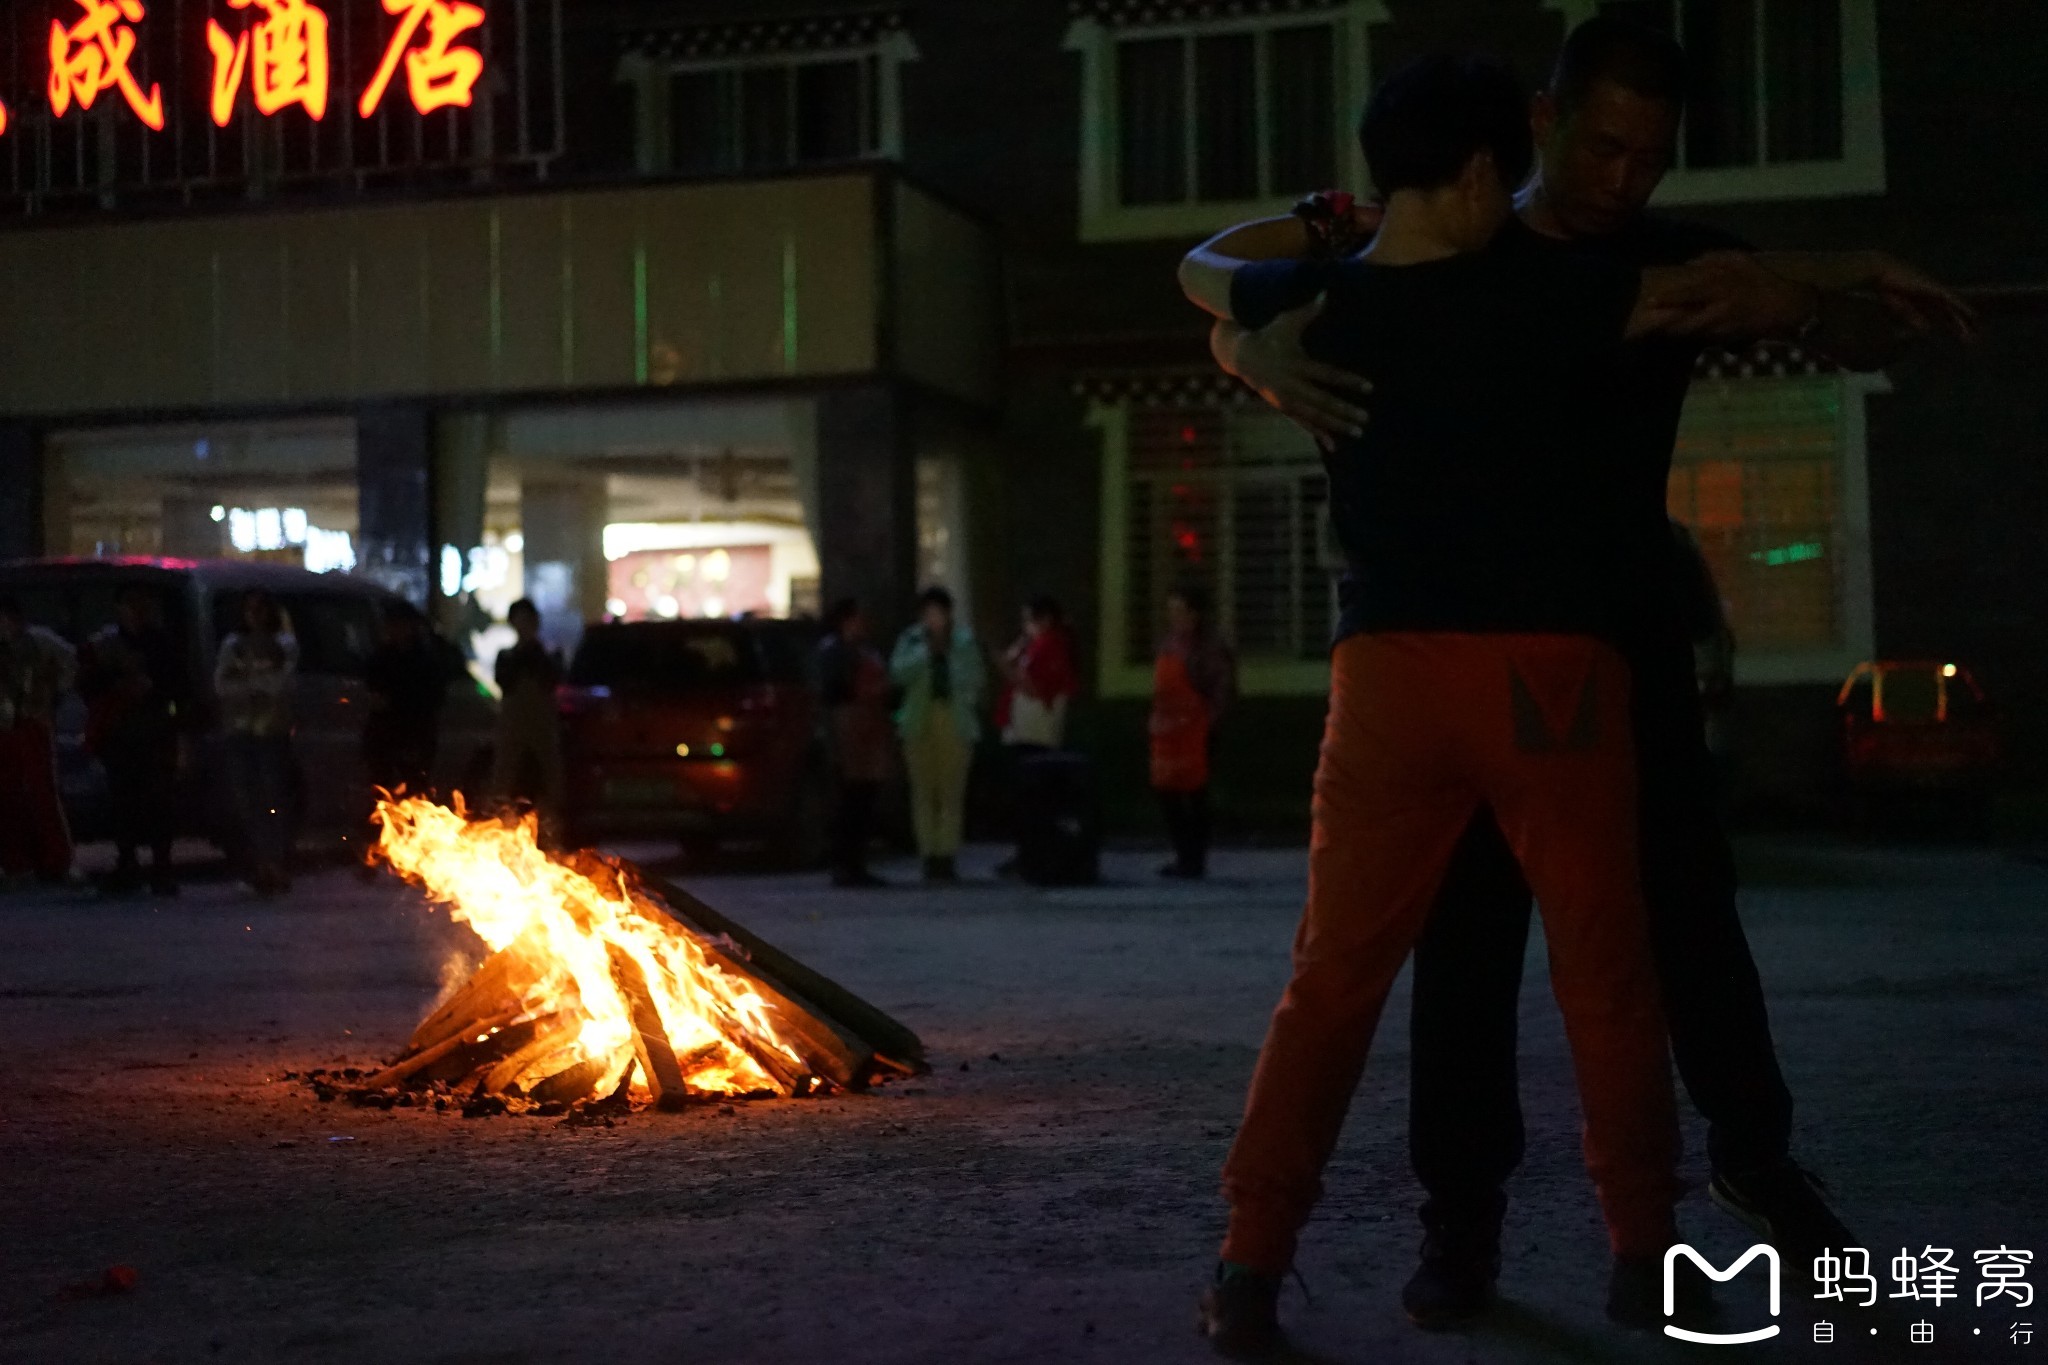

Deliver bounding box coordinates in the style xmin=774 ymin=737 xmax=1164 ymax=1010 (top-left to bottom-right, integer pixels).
xmin=1214 ymin=298 xmax=1373 ymax=452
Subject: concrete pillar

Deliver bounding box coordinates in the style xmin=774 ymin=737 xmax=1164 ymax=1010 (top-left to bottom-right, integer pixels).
xmin=432 ymin=410 xmax=495 ymax=637
xmin=518 ymin=478 xmax=606 ymax=661
xmin=0 ymin=425 xmax=45 ymax=560
xmin=815 ymin=384 xmax=917 ymax=637
xmin=358 ymin=404 xmax=435 ymax=607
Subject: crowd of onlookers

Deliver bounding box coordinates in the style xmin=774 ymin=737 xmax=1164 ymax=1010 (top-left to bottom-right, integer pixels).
xmin=0 ymin=579 xmax=1238 ymax=896
xmin=814 ymin=583 xmax=1237 ymax=887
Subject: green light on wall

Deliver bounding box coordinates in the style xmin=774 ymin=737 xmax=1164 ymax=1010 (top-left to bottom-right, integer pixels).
xmin=1750 ymin=541 xmax=1827 ymax=567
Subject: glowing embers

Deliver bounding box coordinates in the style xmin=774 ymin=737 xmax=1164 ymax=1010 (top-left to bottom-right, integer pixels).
xmin=357 ymin=795 xmax=926 ymax=1114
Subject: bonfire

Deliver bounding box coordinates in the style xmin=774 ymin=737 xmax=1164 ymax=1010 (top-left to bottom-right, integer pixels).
xmin=341 ymin=795 xmax=926 ymax=1114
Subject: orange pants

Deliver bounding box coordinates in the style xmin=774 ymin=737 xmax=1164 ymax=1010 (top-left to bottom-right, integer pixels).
xmin=1220 ymin=633 xmax=1680 ymax=1274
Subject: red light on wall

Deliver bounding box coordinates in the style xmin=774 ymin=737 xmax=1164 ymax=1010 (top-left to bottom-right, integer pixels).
xmin=0 ymin=101 xmax=9 ymax=137
xmin=1180 ymin=425 xmax=1198 ymax=444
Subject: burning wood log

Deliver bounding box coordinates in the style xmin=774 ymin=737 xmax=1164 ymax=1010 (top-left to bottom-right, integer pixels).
xmin=360 ymin=795 xmax=930 ymax=1111
xmin=643 ymin=873 xmax=929 ymax=1075
xmin=362 ymin=1009 xmax=521 ymax=1090
xmin=605 ymin=942 xmax=692 ymax=1110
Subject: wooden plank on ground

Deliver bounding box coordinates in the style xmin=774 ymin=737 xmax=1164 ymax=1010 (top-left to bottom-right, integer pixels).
xmin=639 ymin=872 xmax=929 ymax=1073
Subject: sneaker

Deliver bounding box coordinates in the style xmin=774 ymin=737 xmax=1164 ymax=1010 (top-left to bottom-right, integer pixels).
xmin=1607 ymin=1252 xmax=1718 ymax=1333
xmin=1197 ymin=1263 xmax=1288 ymax=1361
xmin=1709 ymin=1161 xmax=1857 ymax=1278
xmin=1401 ymin=1226 xmax=1500 ymax=1330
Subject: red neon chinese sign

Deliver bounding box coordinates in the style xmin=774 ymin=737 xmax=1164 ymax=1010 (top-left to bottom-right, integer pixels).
xmin=358 ymin=0 xmax=485 ymax=118
xmin=208 ymin=0 xmax=331 ymax=125
xmin=49 ymin=0 xmax=167 ymax=131
xmin=8 ymin=0 xmax=489 ymax=136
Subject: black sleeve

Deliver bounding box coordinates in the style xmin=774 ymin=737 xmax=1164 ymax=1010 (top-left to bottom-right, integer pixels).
xmin=1229 ymin=259 xmax=1338 ymax=329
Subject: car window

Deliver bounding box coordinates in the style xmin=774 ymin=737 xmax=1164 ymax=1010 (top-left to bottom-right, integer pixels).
xmin=569 ymin=623 xmax=765 ymax=694
xmin=1880 ymin=669 xmax=1940 ymax=723
xmin=212 ymin=590 xmax=379 ymax=677
xmin=754 ymin=624 xmax=817 ymax=685
xmin=0 ymin=575 xmax=185 ymax=649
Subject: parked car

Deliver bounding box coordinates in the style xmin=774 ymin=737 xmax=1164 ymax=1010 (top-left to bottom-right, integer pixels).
xmin=0 ymin=558 xmax=497 ymax=854
xmin=556 ymin=616 xmax=829 ymax=865
xmin=1836 ymin=659 xmax=1999 ymax=830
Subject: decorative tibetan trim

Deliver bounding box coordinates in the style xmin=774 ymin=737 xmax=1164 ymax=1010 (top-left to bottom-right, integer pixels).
xmin=1071 ymin=368 xmax=1252 ymax=406
xmin=1695 ymin=340 xmax=1842 ymax=380
xmin=1067 ymin=0 xmax=1345 ymax=26
xmin=622 ymin=10 xmax=905 ymax=60
xmin=1076 ymin=341 xmax=1839 ymax=406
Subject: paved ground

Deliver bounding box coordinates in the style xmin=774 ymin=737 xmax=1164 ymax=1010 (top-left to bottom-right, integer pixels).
xmin=2 ymin=837 xmax=2044 ymax=1365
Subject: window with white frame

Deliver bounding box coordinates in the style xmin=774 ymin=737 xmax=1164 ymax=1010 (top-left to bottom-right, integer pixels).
xmin=625 ymin=25 xmax=915 ymax=177
xmin=1554 ymin=0 xmax=1884 ymax=202
xmin=1065 ymin=4 xmax=1379 ymax=242
xmin=1665 ymin=370 xmax=1879 ymax=682
xmin=1107 ymin=405 xmax=1337 ymax=688
xmin=670 ymin=55 xmax=887 ymax=173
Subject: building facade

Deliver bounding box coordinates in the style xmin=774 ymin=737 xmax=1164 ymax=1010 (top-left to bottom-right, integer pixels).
xmin=1 ymin=0 xmax=2040 ymax=829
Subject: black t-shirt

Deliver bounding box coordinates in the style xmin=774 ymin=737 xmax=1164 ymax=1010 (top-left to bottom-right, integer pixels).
xmin=1492 ymin=214 xmax=1752 ymax=646
xmin=1231 ymin=236 xmax=1642 ymax=642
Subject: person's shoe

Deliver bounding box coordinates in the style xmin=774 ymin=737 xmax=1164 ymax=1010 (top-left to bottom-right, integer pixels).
xmin=1607 ymin=1252 xmax=1718 ymax=1333
xmin=1197 ymin=1263 xmax=1288 ymax=1361
xmin=1401 ymin=1226 xmax=1500 ymax=1330
xmin=922 ymin=856 xmax=959 ymax=884
xmin=1709 ymin=1160 xmax=1857 ymax=1279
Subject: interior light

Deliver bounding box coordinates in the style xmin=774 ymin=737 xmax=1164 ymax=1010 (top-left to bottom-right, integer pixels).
xmin=504 ymin=531 xmax=525 ymax=555
xmin=283 ymin=508 xmax=309 ymax=544
xmin=1942 ymin=664 xmax=1958 ymax=677
xmin=675 ymin=743 xmax=691 ymax=757
xmin=709 ymin=743 xmax=726 ymax=758
xmin=209 ymin=504 xmax=226 ymax=522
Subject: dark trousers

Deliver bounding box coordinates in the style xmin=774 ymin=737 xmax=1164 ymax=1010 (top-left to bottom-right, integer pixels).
xmin=1408 ymin=628 xmax=1794 ymax=1232
xmin=105 ymin=743 xmax=177 ymax=877
xmin=831 ymin=779 xmax=879 ymax=876
xmin=1158 ymin=786 xmax=1210 ymax=874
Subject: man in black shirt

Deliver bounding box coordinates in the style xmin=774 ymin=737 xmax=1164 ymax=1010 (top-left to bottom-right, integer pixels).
xmin=1188 ymin=15 xmax=1972 ymax=1339
xmin=1177 ymin=53 xmax=1815 ymax=1355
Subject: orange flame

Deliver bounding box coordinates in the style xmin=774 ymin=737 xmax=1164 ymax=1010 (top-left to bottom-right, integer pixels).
xmin=373 ymin=794 xmax=808 ymax=1098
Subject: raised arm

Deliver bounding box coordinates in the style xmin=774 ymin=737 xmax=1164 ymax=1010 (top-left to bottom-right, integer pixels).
xmin=1178 ymin=216 xmax=1320 ymax=319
